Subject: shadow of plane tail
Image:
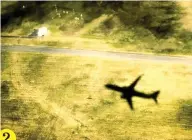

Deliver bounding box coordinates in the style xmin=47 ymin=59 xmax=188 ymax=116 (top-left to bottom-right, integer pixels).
xmin=151 ymin=90 xmax=160 ymax=104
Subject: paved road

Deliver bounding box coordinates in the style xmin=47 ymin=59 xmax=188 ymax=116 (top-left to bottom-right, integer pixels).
xmin=2 ymin=45 xmax=192 ymax=65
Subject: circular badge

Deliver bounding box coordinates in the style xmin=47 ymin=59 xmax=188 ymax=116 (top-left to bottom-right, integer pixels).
xmin=1 ymin=129 xmax=16 ymax=140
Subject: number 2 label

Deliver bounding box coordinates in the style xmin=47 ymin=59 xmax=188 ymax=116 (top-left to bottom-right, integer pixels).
xmin=0 ymin=129 xmax=16 ymax=140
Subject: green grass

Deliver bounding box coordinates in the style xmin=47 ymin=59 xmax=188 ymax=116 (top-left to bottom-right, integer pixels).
xmin=1 ymin=51 xmax=192 ymax=140
xmin=1 ymin=1 xmax=192 ymax=55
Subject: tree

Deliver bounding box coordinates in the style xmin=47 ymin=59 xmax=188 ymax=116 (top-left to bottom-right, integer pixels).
xmin=119 ymin=1 xmax=182 ymax=37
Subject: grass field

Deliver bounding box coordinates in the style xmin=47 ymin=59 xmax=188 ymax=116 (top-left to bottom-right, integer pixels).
xmin=1 ymin=51 xmax=192 ymax=140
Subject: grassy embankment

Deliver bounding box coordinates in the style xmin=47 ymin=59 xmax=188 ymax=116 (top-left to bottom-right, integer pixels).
xmin=2 ymin=51 xmax=192 ymax=140
xmin=1 ymin=1 xmax=192 ymax=55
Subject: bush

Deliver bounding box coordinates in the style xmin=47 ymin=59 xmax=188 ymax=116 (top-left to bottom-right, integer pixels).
xmin=110 ymin=30 xmax=135 ymax=43
xmin=174 ymin=29 xmax=192 ymax=53
xmin=108 ymin=26 xmax=156 ymax=44
xmin=119 ymin=1 xmax=183 ymax=37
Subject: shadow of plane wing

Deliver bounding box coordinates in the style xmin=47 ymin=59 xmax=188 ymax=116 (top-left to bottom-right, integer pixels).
xmin=105 ymin=84 xmax=123 ymax=92
xmin=127 ymin=97 xmax=134 ymax=110
xmin=128 ymin=74 xmax=143 ymax=89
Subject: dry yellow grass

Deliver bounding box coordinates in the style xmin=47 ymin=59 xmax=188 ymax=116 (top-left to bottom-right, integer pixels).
xmin=75 ymin=14 xmax=113 ymax=36
xmin=1 ymin=52 xmax=192 ymax=140
xmin=179 ymin=1 xmax=192 ymax=31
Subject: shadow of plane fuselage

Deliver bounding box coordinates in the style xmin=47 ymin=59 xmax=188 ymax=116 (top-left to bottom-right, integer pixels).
xmin=105 ymin=75 xmax=160 ymax=110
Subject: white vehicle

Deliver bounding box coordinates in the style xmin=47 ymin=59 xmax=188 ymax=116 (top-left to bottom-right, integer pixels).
xmin=29 ymin=26 xmax=48 ymax=37
xmin=37 ymin=27 xmax=48 ymax=37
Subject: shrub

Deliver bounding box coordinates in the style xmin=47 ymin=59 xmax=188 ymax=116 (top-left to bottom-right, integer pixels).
xmin=119 ymin=1 xmax=183 ymax=37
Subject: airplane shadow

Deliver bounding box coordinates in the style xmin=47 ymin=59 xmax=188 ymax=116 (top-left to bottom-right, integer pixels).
xmin=105 ymin=74 xmax=160 ymax=110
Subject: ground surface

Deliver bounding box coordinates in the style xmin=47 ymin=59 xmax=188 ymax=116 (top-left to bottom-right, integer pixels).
xmin=1 ymin=2 xmax=192 ymax=139
xmin=1 ymin=47 xmax=192 ymax=140
xmin=2 ymin=45 xmax=192 ymax=65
